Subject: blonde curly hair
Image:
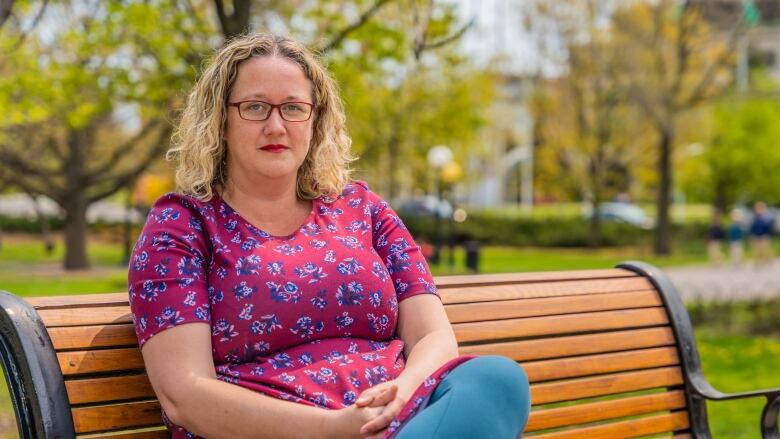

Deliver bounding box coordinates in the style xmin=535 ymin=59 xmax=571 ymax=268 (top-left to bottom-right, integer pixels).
xmin=167 ymin=33 xmax=355 ymax=201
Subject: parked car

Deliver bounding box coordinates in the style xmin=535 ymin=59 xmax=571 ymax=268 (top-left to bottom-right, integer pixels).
xmin=583 ymin=202 xmax=654 ymax=230
xmin=396 ymin=196 xmax=453 ymax=219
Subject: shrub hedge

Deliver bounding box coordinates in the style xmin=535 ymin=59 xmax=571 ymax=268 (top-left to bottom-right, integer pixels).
xmin=1 ymin=213 xmax=710 ymax=248
xmin=400 ymin=213 xmax=710 ymax=248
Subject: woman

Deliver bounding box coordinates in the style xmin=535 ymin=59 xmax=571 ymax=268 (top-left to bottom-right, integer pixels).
xmin=128 ymin=33 xmax=530 ymax=439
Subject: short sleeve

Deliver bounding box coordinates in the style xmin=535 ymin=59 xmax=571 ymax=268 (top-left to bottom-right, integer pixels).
xmin=128 ymin=193 xmax=212 ymax=349
xmin=356 ymin=181 xmax=438 ymax=302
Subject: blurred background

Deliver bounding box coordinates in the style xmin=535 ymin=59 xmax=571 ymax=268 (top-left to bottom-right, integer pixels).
xmin=1 ymin=0 xmax=779 ymax=437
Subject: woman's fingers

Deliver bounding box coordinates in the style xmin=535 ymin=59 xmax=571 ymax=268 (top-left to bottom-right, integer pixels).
xmin=356 ymin=382 xmax=397 ymax=407
xmin=367 ymin=384 xmax=397 ymax=408
xmin=359 ymin=396 xmax=405 ymax=434
xmin=364 ymin=430 xmax=386 ymax=439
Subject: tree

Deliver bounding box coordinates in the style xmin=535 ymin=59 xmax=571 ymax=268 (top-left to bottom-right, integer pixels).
xmin=0 ymin=0 xmax=213 ymax=269
xmin=530 ymin=0 xmax=647 ymax=247
xmin=680 ymin=98 xmax=780 ymax=210
xmin=611 ymin=1 xmax=745 ymax=254
xmin=1 ymin=0 xmax=479 ymax=270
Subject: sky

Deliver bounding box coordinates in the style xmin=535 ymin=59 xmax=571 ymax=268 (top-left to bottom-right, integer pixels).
xmin=451 ymin=0 xmax=567 ymax=77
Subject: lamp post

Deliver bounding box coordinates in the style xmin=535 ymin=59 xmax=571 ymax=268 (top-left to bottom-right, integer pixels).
xmin=441 ymin=161 xmax=462 ymax=271
xmin=427 ymin=145 xmax=453 ymax=266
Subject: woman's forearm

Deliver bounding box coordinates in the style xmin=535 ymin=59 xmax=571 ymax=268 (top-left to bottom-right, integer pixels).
xmin=394 ymin=328 xmax=459 ymax=400
xmin=170 ymin=375 xmax=332 ymax=438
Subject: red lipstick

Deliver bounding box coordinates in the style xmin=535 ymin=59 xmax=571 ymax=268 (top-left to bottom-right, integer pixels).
xmin=260 ymin=144 xmax=289 ymax=153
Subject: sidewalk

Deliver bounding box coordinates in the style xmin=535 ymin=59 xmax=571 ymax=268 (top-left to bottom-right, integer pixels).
xmin=666 ymin=258 xmax=780 ymax=301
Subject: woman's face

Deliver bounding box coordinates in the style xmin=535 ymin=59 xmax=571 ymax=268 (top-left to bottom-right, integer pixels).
xmin=224 ymin=55 xmax=315 ymax=187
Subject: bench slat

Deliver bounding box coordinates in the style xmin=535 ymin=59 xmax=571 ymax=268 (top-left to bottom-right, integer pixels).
xmin=72 ymin=401 xmax=163 ymax=434
xmin=39 ymin=306 xmax=134 ymax=328
xmin=526 ymin=390 xmax=686 ymax=432
xmin=453 ymin=307 xmax=669 ymax=343
xmin=529 ymin=410 xmax=690 ymax=438
xmin=445 ymin=290 xmax=661 ymax=323
xmin=434 ymin=269 xmax=636 ymax=288
xmin=56 ymin=329 xmax=677 ymax=377
xmin=79 ymin=429 xmax=168 ymax=439
xmin=26 ymin=292 xmax=128 ymax=309
xmin=458 ymin=327 xmax=677 ymax=361
xmin=523 ymin=346 xmax=679 ymax=383
xmin=59 ymin=348 xmax=145 ymax=375
xmin=440 ymin=278 xmax=652 ymax=304
xmin=49 ymin=324 xmax=138 ymax=351
xmin=47 ymin=309 xmax=671 ymax=352
xmin=40 ymin=290 xmax=662 ymax=328
xmin=66 ymin=374 xmax=155 ymax=405
xmin=530 ymin=366 xmax=683 ymax=405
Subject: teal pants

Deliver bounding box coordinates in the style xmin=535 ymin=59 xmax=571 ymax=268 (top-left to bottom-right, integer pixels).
xmin=395 ymin=355 xmax=531 ymax=438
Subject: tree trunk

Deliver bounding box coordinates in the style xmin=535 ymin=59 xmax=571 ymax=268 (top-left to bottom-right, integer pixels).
xmin=588 ymin=198 xmax=602 ymax=249
xmin=714 ymin=178 xmax=728 ymax=216
xmin=63 ymin=193 xmax=89 ymax=270
xmin=587 ymin=153 xmax=605 ymax=249
xmin=386 ymin=113 xmax=402 ymax=201
xmin=654 ymin=125 xmax=673 ymax=255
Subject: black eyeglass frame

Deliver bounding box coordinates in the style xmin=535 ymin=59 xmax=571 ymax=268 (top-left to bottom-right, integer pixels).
xmin=227 ymin=100 xmax=315 ymax=122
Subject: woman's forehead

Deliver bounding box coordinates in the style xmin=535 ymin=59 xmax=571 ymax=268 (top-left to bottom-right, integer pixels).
xmin=231 ymin=56 xmax=312 ymax=100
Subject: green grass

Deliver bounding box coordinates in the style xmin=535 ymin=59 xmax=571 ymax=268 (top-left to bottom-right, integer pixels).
xmin=429 ymin=245 xmax=707 ymax=275
xmin=0 ymin=236 xmax=127 ymax=296
xmin=0 ymin=236 xmax=124 ymax=265
xmin=696 ymin=329 xmax=780 ymax=438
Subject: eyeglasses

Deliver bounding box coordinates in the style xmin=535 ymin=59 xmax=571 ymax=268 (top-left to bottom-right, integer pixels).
xmin=228 ymin=100 xmax=315 ymax=122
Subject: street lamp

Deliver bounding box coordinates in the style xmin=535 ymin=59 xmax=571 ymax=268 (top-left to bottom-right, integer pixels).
xmin=427 ymin=145 xmax=453 ymax=265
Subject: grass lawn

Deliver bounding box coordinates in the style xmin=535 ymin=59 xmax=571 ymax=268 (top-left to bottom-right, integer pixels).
xmin=428 ymin=245 xmax=707 ymax=276
xmin=696 ymin=329 xmax=780 ymax=438
xmin=0 ymin=235 xmax=127 ymax=296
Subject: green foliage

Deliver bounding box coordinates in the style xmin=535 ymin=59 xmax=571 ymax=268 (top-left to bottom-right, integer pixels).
xmin=402 ymin=212 xmax=709 ymax=248
xmin=684 ymin=98 xmax=780 ymax=206
xmin=696 ymin=330 xmax=780 ymax=438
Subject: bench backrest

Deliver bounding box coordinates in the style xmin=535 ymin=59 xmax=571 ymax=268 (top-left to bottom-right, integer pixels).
xmin=12 ymin=264 xmax=696 ymax=438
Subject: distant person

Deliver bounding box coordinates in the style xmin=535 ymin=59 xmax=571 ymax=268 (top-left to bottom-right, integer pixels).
xmin=707 ymin=210 xmax=724 ymax=265
xmin=750 ymin=201 xmax=774 ymax=266
xmin=728 ymin=209 xmax=745 ymax=266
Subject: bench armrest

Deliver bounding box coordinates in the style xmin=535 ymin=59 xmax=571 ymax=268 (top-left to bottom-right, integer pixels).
xmin=0 ymin=291 xmax=75 ymax=438
xmin=689 ymin=375 xmax=780 ymax=439
xmin=617 ymin=262 xmax=780 ymax=439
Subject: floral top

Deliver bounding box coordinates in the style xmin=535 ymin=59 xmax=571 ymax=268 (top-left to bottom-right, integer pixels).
xmin=128 ymin=181 xmax=474 ymax=438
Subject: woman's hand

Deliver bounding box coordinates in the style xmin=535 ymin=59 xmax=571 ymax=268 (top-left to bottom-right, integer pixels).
xmin=356 ymin=381 xmax=408 ymax=436
xmin=324 ymin=381 xmax=407 ymax=439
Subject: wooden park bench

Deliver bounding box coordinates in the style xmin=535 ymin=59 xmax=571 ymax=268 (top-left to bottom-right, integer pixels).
xmin=0 ymin=261 xmax=778 ymax=438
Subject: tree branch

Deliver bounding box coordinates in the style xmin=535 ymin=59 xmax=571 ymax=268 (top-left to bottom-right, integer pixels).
xmin=214 ymin=0 xmax=251 ymax=40
xmin=319 ymin=0 xmax=394 ymax=53
xmin=681 ymin=12 xmax=745 ymax=106
xmin=0 ymin=0 xmax=13 ymax=30
xmin=416 ymin=18 xmax=473 ymax=54
xmin=86 ymin=119 xmax=165 ymax=184
xmin=87 ymin=125 xmax=172 ymax=203
xmin=9 ymin=0 xmax=48 ymax=50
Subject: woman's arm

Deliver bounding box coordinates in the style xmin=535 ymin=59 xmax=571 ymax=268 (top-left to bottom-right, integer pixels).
xmin=145 ymin=322 xmax=401 ymax=439
xmin=356 ymin=293 xmax=459 ymax=434
xmin=142 ymin=322 xmax=339 ymax=438
xmin=394 ymin=293 xmax=459 ymax=399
